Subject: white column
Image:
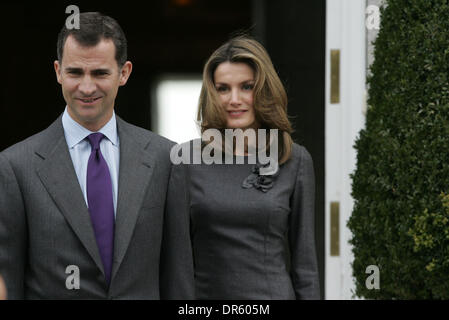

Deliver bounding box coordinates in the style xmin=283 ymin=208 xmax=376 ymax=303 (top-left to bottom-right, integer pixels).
xmin=325 ymin=0 xmax=366 ymax=300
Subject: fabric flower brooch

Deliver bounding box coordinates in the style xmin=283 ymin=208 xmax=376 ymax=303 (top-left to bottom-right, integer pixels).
xmin=242 ymin=162 xmax=280 ymax=192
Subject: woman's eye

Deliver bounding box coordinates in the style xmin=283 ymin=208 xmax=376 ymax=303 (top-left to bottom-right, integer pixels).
xmin=216 ymin=86 xmax=228 ymax=92
xmin=242 ymin=84 xmax=254 ymax=90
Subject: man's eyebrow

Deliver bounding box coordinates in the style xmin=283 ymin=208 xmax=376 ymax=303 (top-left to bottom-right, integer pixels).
xmin=91 ymin=68 xmax=112 ymax=74
xmin=65 ymin=67 xmax=83 ymax=73
xmin=64 ymin=67 xmax=112 ymax=74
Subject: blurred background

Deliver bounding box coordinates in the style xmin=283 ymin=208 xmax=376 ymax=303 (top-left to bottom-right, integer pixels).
xmin=0 ymin=0 xmax=384 ymax=300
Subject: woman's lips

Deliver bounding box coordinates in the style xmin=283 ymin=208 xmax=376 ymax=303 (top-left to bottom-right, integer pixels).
xmin=227 ymin=110 xmax=247 ymax=117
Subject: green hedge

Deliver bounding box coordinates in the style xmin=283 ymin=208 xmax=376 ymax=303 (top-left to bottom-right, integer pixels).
xmin=348 ymin=0 xmax=449 ymax=299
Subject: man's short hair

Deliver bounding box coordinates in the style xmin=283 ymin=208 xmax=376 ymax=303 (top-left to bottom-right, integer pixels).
xmin=57 ymin=12 xmax=127 ymax=67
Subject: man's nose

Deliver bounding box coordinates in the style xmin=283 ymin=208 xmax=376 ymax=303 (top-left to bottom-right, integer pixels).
xmin=78 ymin=76 xmax=96 ymax=96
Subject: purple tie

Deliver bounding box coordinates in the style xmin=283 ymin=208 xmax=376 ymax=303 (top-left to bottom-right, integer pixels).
xmin=86 ymin=133 xmax=114 ymax=285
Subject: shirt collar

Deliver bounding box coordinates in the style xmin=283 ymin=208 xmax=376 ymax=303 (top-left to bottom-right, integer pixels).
xmin=62 ymin=107 xmax=119 ymax=148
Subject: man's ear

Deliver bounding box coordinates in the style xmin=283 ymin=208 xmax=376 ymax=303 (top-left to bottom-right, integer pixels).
xmin=54 ymin=60 xmax=62 ymax=84
xmin=119 ymin=61 xmax=133 ymax=86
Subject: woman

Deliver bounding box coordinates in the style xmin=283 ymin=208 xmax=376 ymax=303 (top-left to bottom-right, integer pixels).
xmin=186 ymin=36 xmax=319 ymax=299
xmin=0 ymin=275 xmax=6 ymax=300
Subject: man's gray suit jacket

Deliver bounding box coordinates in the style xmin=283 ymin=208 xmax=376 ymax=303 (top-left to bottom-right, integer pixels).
xmin=0 ymin=114 xmax=194 ymax=299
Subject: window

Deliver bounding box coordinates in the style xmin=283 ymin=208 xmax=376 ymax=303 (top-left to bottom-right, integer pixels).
xmin=152 ymin=75 xmax=202 ymax=144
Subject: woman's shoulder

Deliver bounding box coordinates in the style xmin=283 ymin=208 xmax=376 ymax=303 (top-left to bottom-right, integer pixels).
xmin=172 ymin=138 xmax=203 ymax=165
xmin=290 ymin=143 xmax=313 ymax=163
xmin=279 ymin=143 xmax=314 ymax=184
xmin=173 ymin=138 xmax=202 ymax=151
xmin=180 ymin=138 xmax=201 ymax=146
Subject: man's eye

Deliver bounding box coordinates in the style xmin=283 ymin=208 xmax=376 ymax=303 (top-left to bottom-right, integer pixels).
xmin=68 ymin=71 xmax=82 ymax=75
xmin=93 ymin=71 xmax=109 ymax=76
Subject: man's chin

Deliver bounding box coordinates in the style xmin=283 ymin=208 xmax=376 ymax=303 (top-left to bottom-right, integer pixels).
xmin=75 ymin=109 xmax=101 ymax=122
xmin=69 ymin=108 xmax=101 ymax=127
xmin=67 ymin=104 xmax=113 ymax=129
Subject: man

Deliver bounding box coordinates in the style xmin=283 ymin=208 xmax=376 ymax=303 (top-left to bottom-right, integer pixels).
xmin=0 ymin=12 xmax=194 ymax=299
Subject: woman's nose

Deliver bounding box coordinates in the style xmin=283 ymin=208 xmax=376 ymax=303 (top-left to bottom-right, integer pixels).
xmin=229 ymin=88 xmax=242 ymax=106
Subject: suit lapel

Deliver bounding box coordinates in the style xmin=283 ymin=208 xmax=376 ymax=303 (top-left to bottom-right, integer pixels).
xmin=35 ymin=117 xmax=104 ymax=275
xmin=111 ymin=118 xmax=156 ymax=282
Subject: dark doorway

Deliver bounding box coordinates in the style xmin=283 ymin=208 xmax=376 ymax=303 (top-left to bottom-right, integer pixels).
xmin=256 ymin=0 xmax=326 ymax=299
